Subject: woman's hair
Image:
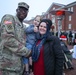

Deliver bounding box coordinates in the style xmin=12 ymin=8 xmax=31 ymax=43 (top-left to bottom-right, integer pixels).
xmin=39 ymin=19 xmax=52 ymax=31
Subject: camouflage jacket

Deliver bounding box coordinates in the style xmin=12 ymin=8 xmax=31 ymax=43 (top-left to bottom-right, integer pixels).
xmin=0 ymin=14 xmax=30 ymax=74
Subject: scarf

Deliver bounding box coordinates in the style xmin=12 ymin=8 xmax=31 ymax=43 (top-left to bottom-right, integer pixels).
xmin=32 ymin=32 xmax=48 ymax=62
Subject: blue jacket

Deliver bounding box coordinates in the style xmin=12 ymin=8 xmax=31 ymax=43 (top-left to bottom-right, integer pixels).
xmin=25 ymin=25 xmax=36 ymax=46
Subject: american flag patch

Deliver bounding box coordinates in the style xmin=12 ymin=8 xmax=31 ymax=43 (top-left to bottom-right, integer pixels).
xmin=4 ymin=20 xmax=12 ymax=25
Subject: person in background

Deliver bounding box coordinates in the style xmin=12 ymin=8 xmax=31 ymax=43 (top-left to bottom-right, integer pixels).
xmin=68 ymin=31 xmax=73 ymax=45
xmin=22 ymin=15 xmax=42 ymax=75
xmin=72 ymin=33 xmax=76 ymax=59
xmin=60 ymin=35 xmax=70 ymax=54
xmin=32 ymin=19 xmax=64 ymax=75
xmin=60 ymin=35 xmax=74 ymax=70
xmin=0 ymin=2 xmax=31 ymax=75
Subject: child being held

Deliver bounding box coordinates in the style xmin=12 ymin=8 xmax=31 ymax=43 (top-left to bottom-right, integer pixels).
xmin=22 ymin=15 xmax=42 ymax=75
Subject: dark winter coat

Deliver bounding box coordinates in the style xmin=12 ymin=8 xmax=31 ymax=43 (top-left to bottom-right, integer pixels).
xmin=60 ymin=40 xmax=70 ymax=54
xmin=43 ymin=35 xmax=64 ymax=75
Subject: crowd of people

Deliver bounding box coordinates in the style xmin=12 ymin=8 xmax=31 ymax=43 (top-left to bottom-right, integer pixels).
xmin=56 ymin=30 xmax=76 ymax=46
xmin=0 ymin=1 xmax=75 ymax=75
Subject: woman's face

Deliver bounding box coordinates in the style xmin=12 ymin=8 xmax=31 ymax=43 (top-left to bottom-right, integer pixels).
xmin=39 ymin=22 xmax=47 ymax=35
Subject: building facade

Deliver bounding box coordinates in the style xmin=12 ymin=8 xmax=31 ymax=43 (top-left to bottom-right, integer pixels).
xmin=25 ymin=1 xmax=76 ymax=34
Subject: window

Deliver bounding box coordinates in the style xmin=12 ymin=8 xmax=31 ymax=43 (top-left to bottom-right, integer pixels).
xmin=71 ymin=7 xmax=73 ymax=12
xmin=60 ymin=25 xmax=62 ymax=29
xmin=48 ymin=14 xmax=50 ymax=18
xmin=53 ymin=7 xmax=55 ymax=10
xmin=69 ymin=16 xmax=71 ymax=21
xmin=68 ymin=8 xmax=70 ymax=11
xmin=51 ymin=15 xmax=55 ymax=17
xmin=68 ymin=24 xmax=72 ymax=29
xmin=52 ymin=17 xmax=55 ymax=24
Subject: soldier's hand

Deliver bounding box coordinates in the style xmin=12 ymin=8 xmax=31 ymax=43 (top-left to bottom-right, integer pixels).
xmin=25 ymin=50 xmax=32 ymax=58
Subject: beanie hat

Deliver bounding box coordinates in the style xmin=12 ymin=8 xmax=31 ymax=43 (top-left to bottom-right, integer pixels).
xmin=39 ymin=19 xmax=52 ymax=31
xmin=60 ymin=35 xmax=67 ymax=40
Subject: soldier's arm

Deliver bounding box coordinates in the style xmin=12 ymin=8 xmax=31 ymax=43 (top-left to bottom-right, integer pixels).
xmin=4 ymin=36 xmax=31 ymax=57
xmin=1 ymin=14 xmax=31 ymax=57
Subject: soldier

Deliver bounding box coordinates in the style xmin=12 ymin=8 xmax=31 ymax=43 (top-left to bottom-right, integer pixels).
xmin=0 ymin=2 xmax=31 ymax=75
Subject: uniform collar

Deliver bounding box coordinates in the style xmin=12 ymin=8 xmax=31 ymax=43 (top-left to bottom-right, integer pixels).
xmin=15 ymin=16 xmax=23 ymax=28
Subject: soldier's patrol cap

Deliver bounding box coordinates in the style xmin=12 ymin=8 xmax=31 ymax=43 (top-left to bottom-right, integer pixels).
xmin=18 ymin=2 xmax=29 ymax=10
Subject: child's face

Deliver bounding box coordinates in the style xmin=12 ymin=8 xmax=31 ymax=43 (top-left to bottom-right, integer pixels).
xmin=33 ymin=16 xmax=41 ymax=26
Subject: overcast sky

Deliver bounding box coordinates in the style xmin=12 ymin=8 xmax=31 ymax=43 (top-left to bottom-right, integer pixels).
xmin=0 ymin=0 xmax=76 ymax=21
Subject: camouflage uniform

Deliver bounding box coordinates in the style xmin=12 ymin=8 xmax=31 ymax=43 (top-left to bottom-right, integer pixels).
xmin=0 ymin=14 xmax=30 ymax=75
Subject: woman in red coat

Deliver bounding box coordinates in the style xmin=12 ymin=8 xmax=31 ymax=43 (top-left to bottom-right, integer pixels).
xmin=32 ymin=19 xmax=64 ymax=75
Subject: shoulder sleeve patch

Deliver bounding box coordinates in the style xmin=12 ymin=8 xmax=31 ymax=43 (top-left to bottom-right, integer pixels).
xmin=1 ymin=14 xmax=15 ymax=33
xmin=4 ymin=20 xmax=12 ymax=25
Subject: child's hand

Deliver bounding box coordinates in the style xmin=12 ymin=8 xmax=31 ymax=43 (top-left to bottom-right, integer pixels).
xmin=34 ymin=26 xmax=38 ymax=32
